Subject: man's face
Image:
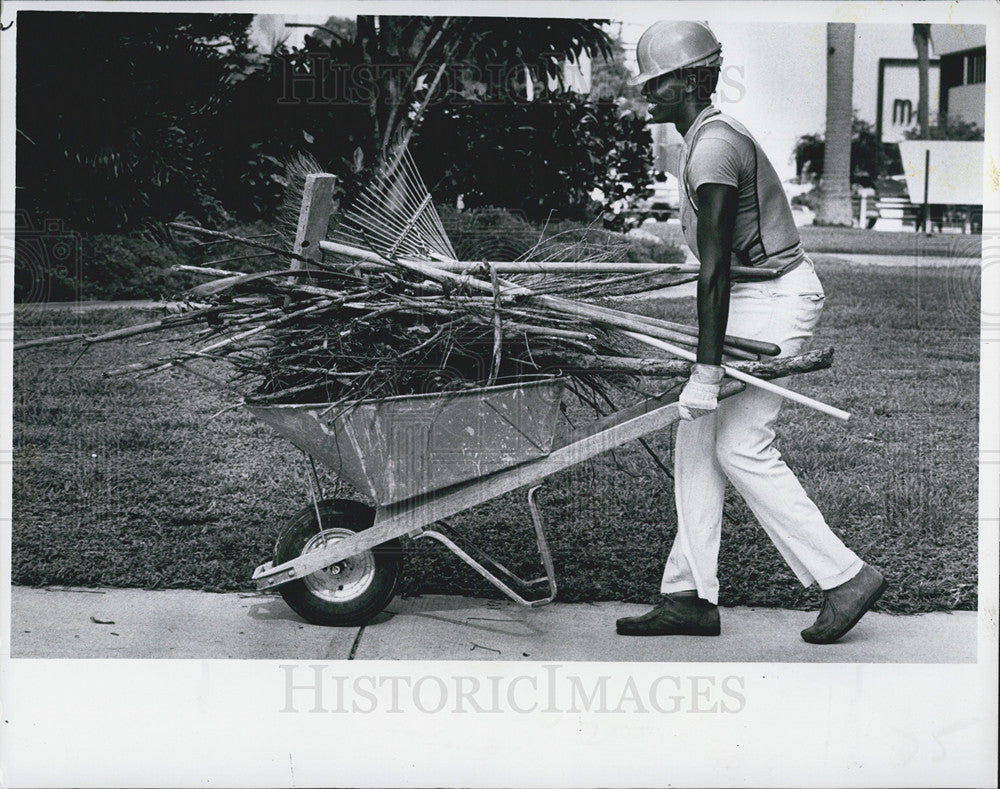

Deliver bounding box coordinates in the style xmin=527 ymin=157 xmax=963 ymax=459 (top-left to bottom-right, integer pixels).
xmin=641 ymin=71 xmax=687 ymax=124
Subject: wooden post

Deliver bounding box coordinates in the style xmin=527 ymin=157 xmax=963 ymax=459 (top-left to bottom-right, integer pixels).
xmin=290 ymin=173 xmax=337 ymax=279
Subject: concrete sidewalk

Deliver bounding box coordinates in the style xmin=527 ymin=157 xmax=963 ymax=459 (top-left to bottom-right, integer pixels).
xmin=8 ymin=587 xmax=978 ymax=663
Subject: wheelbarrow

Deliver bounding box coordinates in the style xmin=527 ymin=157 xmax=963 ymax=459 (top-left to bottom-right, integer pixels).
xmin=248 ymin=376 xmax=744 ymax=626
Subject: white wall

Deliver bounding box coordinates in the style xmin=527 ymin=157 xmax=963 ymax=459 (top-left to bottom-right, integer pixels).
xmin=948 ymin=83 xmax=987 ymax=127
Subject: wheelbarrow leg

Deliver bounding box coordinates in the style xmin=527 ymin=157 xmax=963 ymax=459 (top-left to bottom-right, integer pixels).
xmin=412 ymin=484 xmax=558 ymax=607
xmin=305 ymin=453 xmax=326 ymax=532
xmin=526 ymin=485 xmax=557 ymax=596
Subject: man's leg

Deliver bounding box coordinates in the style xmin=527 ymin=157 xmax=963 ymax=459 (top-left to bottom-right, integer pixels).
xmin=615 ymin=405 xmax=727 ymax=637
xmin=715 ymin=279 xmax=885 ymax=642
xmin=713 ymin=381 xmax=886 ymax=643
xmin=660 ymin=411 xmax=728 ymax=604
xmin=713 ymin=380 xmax=864 ymax=590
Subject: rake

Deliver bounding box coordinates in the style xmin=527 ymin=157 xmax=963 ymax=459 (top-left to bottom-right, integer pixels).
xmin=331 ymin=143 xmax=457 ymax=264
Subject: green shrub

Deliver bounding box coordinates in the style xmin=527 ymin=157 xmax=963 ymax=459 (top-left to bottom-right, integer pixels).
xmin=414 ymin=93 xmax=652 ymax=224
xmin=78 ymin=236 xmax=199 ymax=300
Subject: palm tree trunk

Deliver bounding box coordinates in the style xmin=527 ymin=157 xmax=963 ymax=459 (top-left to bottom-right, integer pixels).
xmin=913 ymin=23 xmax=931 ymax=137
xmin=816 ymin=23 xmax=855 ymax=227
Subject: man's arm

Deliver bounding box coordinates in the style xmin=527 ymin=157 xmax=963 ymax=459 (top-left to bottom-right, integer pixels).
xmin=694 ymin=182 xmax=738 ymax=365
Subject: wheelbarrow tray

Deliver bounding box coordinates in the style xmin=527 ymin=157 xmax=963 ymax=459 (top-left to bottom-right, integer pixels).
xmin=246 ymin=377 xmax=565 ymax=506
xmin=253 ymin=379 xmax=748 ymax=594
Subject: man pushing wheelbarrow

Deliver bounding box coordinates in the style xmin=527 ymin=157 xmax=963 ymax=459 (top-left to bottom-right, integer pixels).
xmin=615 ymin=20 xmax=886 ymax=643
xmin=36 ymin=25 xmax=884 ymax=640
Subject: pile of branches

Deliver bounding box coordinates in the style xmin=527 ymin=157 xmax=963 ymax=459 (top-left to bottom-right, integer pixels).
xmin=168 ymin=258 xmax=634 ymax=405
xmin=15 ymin=226 xmax=833 ymax=410
xmin=17 ymin=233 xmax=668 ymax=407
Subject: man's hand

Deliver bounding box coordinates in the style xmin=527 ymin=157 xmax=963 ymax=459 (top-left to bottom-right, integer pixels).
xmin=678 ymin=363 xmax=725 ymax=421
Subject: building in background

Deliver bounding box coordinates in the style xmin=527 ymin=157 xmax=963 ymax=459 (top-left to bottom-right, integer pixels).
xmin=876 ymin=58 xmax=941 ymax=143
xmin=932 ymin=24 xmax=987 ymax=128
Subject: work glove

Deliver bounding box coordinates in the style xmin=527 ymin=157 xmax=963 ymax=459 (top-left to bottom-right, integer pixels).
xmin=678 ymin=363 xmax=725 ymax=421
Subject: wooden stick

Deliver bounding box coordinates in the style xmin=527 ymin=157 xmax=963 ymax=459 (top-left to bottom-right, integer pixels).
xmin=289 ymin=174 xmax=337 ymax=301
xmin=175 ymin=264 xmax=240 ymax=277
xmin=315 ymin=244 xmax=761 ymax=361
xmin=187 ymin=268 xmax=351 ymax=301
xmin=14 ymin=305 xmax=228 ymax=351
xmin=14 ymin=332 xmax=91 ymax=351
xmin=541 ymin=298 xmax=758 ymax=361
xmin=620 ymin=331 xmax=851 ymax=421
xmin=617 ymin=311 xmax=781 ymax=357
xmin=537 ymin=347 xmax=834 ymax=379
xmin=318 ymin=239 xmax=779 ymax=356
xmin=319 ymin=238 xmax=776 ymax=278
xmin=503 ymin=324 xmax=596 ymax=341
xmin=103 ymin=300 xmax=332 ymax=377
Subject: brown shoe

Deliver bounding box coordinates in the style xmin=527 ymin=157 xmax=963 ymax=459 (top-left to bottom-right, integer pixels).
xmin=616 ymin=594 xmax=721 ymax=636
xmin=801 ymin=564 xmax=887 ymax=644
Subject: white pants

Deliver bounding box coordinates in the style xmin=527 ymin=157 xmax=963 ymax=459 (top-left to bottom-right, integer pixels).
xmin=661 ymin=258 xmax=863 ymax=604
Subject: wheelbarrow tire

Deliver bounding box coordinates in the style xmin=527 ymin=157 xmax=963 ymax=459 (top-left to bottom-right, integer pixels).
xmin=274 ymin=498 xmax=402 ymax=627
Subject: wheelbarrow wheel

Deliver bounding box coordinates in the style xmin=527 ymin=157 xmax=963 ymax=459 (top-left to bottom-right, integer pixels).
xmin=274 ymin=499 xmax=401 ymax=627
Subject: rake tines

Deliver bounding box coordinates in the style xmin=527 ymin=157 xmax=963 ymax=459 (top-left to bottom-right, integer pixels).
xmin=332 ymin=142 xmax=457 ymax=263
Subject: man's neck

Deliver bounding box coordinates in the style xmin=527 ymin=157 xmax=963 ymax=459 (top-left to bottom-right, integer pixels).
xmin=675 ymin=102 xmax=714 ymax=137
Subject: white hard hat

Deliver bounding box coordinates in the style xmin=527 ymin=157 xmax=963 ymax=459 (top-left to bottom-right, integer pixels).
xmin=629 ymin=20 xmax=723 ymax=86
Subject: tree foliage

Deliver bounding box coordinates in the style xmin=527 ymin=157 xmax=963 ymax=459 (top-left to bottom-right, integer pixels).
xmin=413 ymin=91 xmax=650 ymax=222
xmin=904 ymin=114 xmax=984 ymax=141
xmin=794 ymin=117 xmax=893 ymax=187
xmin=213 ymin=15 xmax=638 ymax=223
xmin=17 ymin=13 xmax=645 ymax=236
xmin=16 ymin=12 xmax=257 ymax=233
xmin=272 ymin=16 xmax=615 ymax=163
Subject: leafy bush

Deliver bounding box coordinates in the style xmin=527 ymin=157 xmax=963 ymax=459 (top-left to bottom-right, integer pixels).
xmin=78 ymin=236 xmax=199 ymax=300
xmin=413 ymin=92 xmax=653 ymax=224
xmin=793 ymin=116 xmax=896 ymax=186
xmin=13 ymin=217 xmax=295 ymax=304
xmin=16 ymin=11 xmax=647 ymax=251
xmin=904 ymin=114 xmax=984 ymax=141
xmin=16 ymin=12 xmax=257 ymax=234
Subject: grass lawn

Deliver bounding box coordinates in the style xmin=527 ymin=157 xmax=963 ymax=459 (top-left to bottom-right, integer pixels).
xmin=11 ymin=260 xmax=980 ymax=613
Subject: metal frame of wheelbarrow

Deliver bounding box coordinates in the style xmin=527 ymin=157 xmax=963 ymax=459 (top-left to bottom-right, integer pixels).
xmin=251 ymin=379 xmax=745 ymax=606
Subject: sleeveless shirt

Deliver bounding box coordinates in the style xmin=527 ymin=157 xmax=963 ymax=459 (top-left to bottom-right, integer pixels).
xmin=679 ymin=106 xmax=805 ymax=276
